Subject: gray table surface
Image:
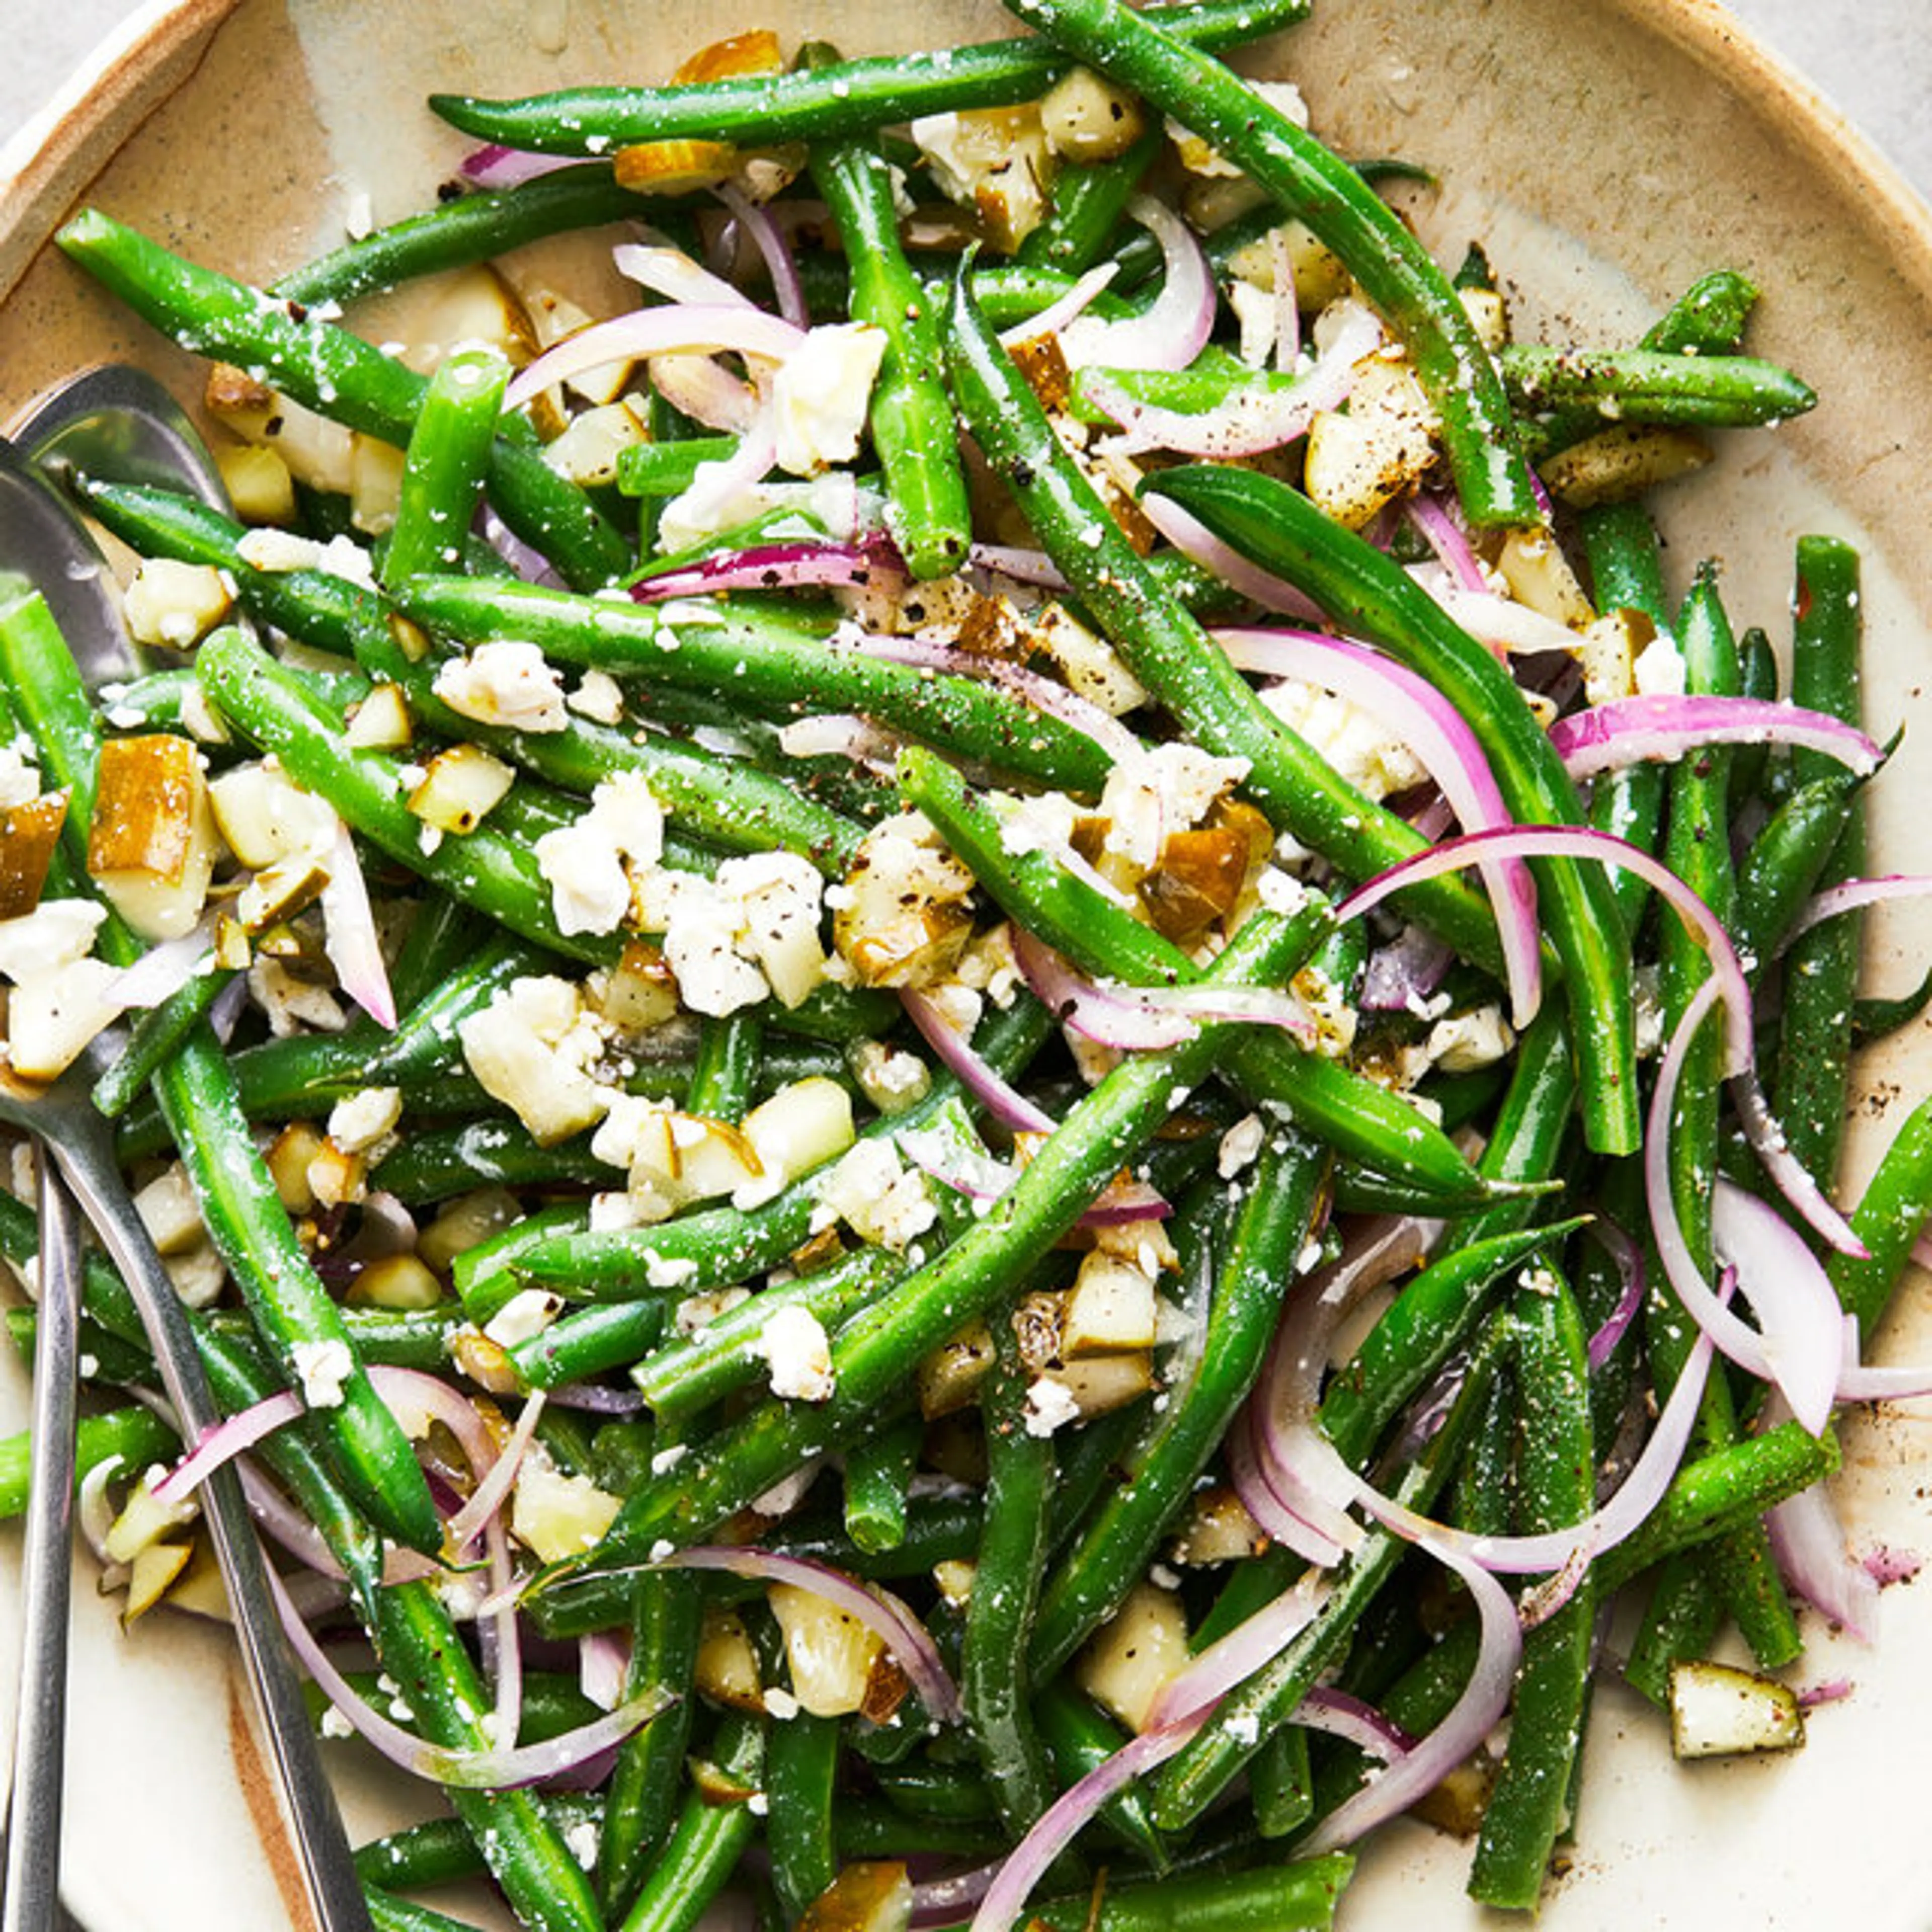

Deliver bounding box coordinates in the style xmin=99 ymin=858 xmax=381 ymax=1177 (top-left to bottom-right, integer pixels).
xmin=2 ymin=0 xmax=1929 ymax=206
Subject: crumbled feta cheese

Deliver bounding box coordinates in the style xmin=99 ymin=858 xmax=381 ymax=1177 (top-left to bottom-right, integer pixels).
xmin=1634 ymin=629 xmax=1688 ymax=697
xmin=535 ymin=770 xmax=667 ymax=936
xmin=0 ymin=739 xmax=37 ymax=811
xmin=458 ymin=975 xmax=614 ymax=1144
xmin=319 ymin=1705 xmax=355 ymax=1740
xmin=292 ymin=1337 xmax=354 ymax=1409
xmin=567 ymin=669 xmax=626 ymax=724
xmin=1425 ymin=1004 xmax=1515 ymax=1073
xmin=814 ymin=1138 xmax=937 ymax=1251
xmin=755 ymin=1304 xmax=836 ymax=1403
xmin=482 ymin=1288 xmax=565 ymax=1349
xmin=1023 ymin=1376 xmax=1084 ymax=1437
xmin=1097 ymin=741 xmax=1251 ymax=871
xmin=650 ymin=1442 xmax=689 ymax=1476
xmin=434 ymin=639 xmax=570 ymax=733
xmin=0 ymin=900 xmax=106 ymax=981
xmin=123 ymin=558 xmax=233 ymax=650
xmin=564 ymin=1819 xmax=600 ymax=1871
xmin=1217 ymin=1113 xmax=1266 ymax=1178
xmin=248 ymin=957 xmax=348 ymax=1037
xmin=645 ymin=1251 xmax=700 ymax=1290
xmin=674 ymin=1286 xmax=751 ymax=1336
xmin=637 ymin=870 xmax=770 ymax=1017
xmin=772 ymin=324 xmax=889 ymax=475
xmin=1259 ymin=678 xmax=1428 ymax=801
xmin=327 ymin=1085 xmax=402 ymax=1154
xmin=850 ymin=1039 xmax=932 ymax=1115
xmin=763 ymin=1686 xmax=801 ymax=1721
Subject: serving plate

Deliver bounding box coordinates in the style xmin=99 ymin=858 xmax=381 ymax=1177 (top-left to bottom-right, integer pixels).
xmin=2 ymin=2 xmax=1931 ymax=1927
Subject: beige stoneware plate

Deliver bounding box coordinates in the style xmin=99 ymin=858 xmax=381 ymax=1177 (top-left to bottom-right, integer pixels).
xmin=4 ymin=2 xmax=1932 ymax=1927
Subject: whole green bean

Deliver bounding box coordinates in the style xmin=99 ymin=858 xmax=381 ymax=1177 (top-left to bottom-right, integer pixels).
xmin=427 ymin=0 xmax=1311 ymax=151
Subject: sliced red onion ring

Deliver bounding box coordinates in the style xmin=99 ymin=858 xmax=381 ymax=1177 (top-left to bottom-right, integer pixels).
xmin=1299 ymin=1685 xmax=1414 ymax=1763
xmin=658 ymin=414 xmax=780 ymax=543
xmin=478 ymin=504 xmax=567 ymax=589
xmin=1215 ymin=625 xmax=1538 ymax=1025
xmin=505 ymin=306 xmax=805 ymax=412
xmin=612 ymin=239 xmax=758 ymax=311
xmin=901 ymin=990 xmax=1057 ymax=1136
xmin=1550 ymin=695 xmax=1884 ymax=783
xmin=965 ymin=544 xmax=1070 ymax=591
xmin=459 ymin=143 xmax=575 ymax=189
xmin=1301 ymin=1538 xmax=1521 ymax=1853
xmin=235 ymin=1462 xmax=438 ymax=1586
xmin=1139 ymin=493 xmax=1327 ymax=621
xmin=1013 ymin=925 xmax=1319 ymax=1053
xmin=544 ymin=1381 xmax=650 ymax=1416
xmin=1784 ymin=871 xmax=1932 ymax=947
xmin=150 ymin=1390 xmax=304 ymax=1506
xmin=649 ymin=353 xmax=760 ymax=432
xmin=1081 ymin=303 xmax=1379 ymax=459
xmin=101 ymin=922 xmax=217 ymax=1013
xmin=1584 ymin=1219 xmax=1647 ymax=1371
xmin=968 ymin=1712 xmax=1209 ymax=1932
xmin=1145 ymin=1567 xmax=1333 ymax=1730
xmin=1418 ymin=576 xmax=1579 ymax=659
xmin=1405 ymin=495 xmax=1490 ymax=595
xmin=899 ymin=1125 xmax=1169 ymax=1229
xmin=1226 ymin=1406 xmax=1353 ymax=1568
xmin=1360 ymin=924 xmax=1456 ymax=1013
xmin=443 ymin=1389 xmax=548 ymax=1557
xmin=855 ymin=632 xmax=1141 ymax=761
xmin=1764 ymin=1420 xmax=1879 ymax=1643
xmin=579 ymin=1628 xmax=632 ymax=1713
xmin=1060 ymin=196 xmax=1216 ymax=373
xmin=321 ymin=818 xmax=397 ymax=1030
xmin=631 ymin=535 xmax=903 ymax=603
xmin=1000 ymin=263 xmax=1119 ymax=348
xmin=714 ymin=183 xmax=809 ymax=328
xmin=649 ymin=1546 xmax=960 ymax=1723
xmin=910 ymin=1863 xmax=999 ymax=1927
xmin=270 ymin=1563 xmax=673 ymax=1788
xmin=1336 ymin=823 xmax=1866 ymax=1257
xmin=776 ymin=714 xmax=901 ymax=769
xmin=77 ymin=1456 xmax=127 ymax=1566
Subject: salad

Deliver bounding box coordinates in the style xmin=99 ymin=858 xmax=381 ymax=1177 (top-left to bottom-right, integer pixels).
xmin=2 ymin=0 xmax=1928 ymax=1927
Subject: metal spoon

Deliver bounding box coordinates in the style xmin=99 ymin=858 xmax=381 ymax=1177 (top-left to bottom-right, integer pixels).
xmin=0 ymin=408 xmax=372 ymax=1932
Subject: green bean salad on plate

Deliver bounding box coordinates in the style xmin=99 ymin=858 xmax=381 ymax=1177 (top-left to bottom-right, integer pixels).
xmin=4 ymin=1 xmax=1929 ymax=1927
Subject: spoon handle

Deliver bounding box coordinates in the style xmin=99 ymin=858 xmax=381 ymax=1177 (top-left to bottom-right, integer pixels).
xmin=1 ymin=1156 xmax=82 ymax=1932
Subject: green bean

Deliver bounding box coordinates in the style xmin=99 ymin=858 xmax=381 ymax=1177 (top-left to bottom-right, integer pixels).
xmin=1029 ymin=1131 xmax=1325 ymax=1677
xmin=1852 ymin=961 xmax=1932 ymax=1044
xmin=427 ymin=0 xmax=1311 ymax=152
xmin=1827 ymin=1087 xmax=1932 ymax=1342
xmin=1623 ymin=1553 xmax=1723 ymax=1708
xmin=1018 ymin=1858 xmax=1356 ymax=1932
xmin=1033 ymin=1680 xmax=1169 ymax=1868
xmin=381 ymin=347 xmax=512 ymax=591
xmin=833 ymin=1802 xmax=1005 ymax=1861
xmin=599 ymin=1570 xmax=702 ymax=1915
xmin=1454 ymin=1008 xmax=1578 ymax=1247
xmin=0 ymin=1405 xmax=179 ymax=1520
xmin=616 ymin=1710 xmax=766 ymax=1932
xmin=962 ymin=1308 xmax=1058 ymax=1834
xmin=843 ymin=1411 xmax=923 ymax=1555
xmin=616 ymin=435 xmax=740 ymax=499
xmin=539 ymin=900 xmax=1328 ymax=1621
xmin=1467 ymin=1270 xmax=1594 ymax=1909
xmin=56 ymin=209 xmax=629 ymax=590
xmin=1774 ymin=535 xmax=1865 ymax=1191
xmin=1733 ymin=773 xmax=1862 ymax=978
xmin=897 ymin=744 xmax=1503 ymax=1207
xmin=1018 ymin=124 xmax=1164 ymax=275
xmin=631 ymin=1246 xmax=906 ymax=1422
xmin=90 ymin=963 xmax=239 ymax=1117
xmin=764 ymin=1710 xmax=842 ymax=1920
xmin=1506 ymin=344 xmax=1812 ymax=438
xmin=1004 ymin=0 xmax=1534 ymax=524
xmin=393 ymin=573 xmax=1116 ymax=796
xmin=1151 ymin=1316 xmax=1509 ymax=1826
xmin=1250 ymin=1723 xmax=1315 ymax=1839
xmin=1142 ymin=463 xmax=1638 ymax=1155
xmin=802 ymin=55 xmax=974 ymax=582
xmin=364 ymin=1885 xmax=497 ymax=1932
xmin=275 ymin=166 xmax=647 ymax=309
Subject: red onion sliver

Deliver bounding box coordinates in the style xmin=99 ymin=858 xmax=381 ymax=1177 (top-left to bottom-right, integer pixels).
xmin=1550 ymin=695 xmax=1884 ymax=783
xmin=579 ymin=1629 xmax=633 ymax=1713
xmin=1299 ymin=1686 xmax=1414 ymax=1763
xmin=965 ymin=544 xmax=1070 ymax=591
xmin=901 ymin=990 xmax=1057 ymax=1136
xmin=1215 ymin=624 xmax=1539 ymax=1025
xmin=1082 ymin=303 xmax=1379 ymax=459
xmin=444 ymin=1389 xmax=548 ymax=1557
xmin=1405 ymin=494 xmax=1490 ymax=595
xmin=478 ymin=504 xmax=567 ymax=589
xmin=1419 ymin=576 xmax=1579 ymax=658
xmin=632 ymin=536 xmax=902 ymax=602
xmin=1764 ymin=1445 xmax=1879 ymax=1643
xmin=648 ymin=352 xmax=760 ymax=431
xmin=1001 ymin=263 xmax=1119 ymax=348
xmin=504 ymin=305 xmax=805 ymax=412
xmin=459 ymin=143 xmax=575 ymax=189
xmin=1139 ymin=492 xmax=1327 ymax=620
xmin=1146 ymin=1567 xmax=1332 ymax=1730
xmin=1226 ymin=1407 xmax=1353 ymax=1569
xmin=101 ymin=924 xmax=216 ymax=1013
xmin=320 ymin=819 xmax=397 ymax=1030
xmin=270 ymin=1564 xmax=673 ymax=1787
xmin=1584 ymin=1219 xmax=1647 ymax=1371
xmin=1784 ymin=871 xmax=1932 ymax=948
xmin=650 ymin=1546 xmax=960 ymax=1723
xmin=1060 ymin=196 xmax=1216 ymax=373
xmin=151 ymin=1390 xmax=304 ymax=1506
xmin=968 ymin=1713 xmax=1209 ymax=1932
xmin=1302 ymin=1538 xmax=1520 ymax=1853
xmin=714 ymin=183 xmax=809 ymax=328
xmin=613 ymin=238 xmax=756 ymax=313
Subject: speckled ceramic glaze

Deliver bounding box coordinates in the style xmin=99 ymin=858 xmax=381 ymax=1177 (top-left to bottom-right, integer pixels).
xmin=3 ymin=4 xmax=1932 ymax=1927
